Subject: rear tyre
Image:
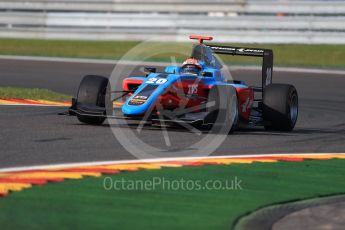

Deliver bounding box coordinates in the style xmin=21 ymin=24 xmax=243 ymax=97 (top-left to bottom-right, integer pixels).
xmin=206 ymin=85 xmax=239 ymax=134
xmin=263 ymin=84 xmax=298 ymax=131
xmin=76 ymin=75 xmax=109 ymax=125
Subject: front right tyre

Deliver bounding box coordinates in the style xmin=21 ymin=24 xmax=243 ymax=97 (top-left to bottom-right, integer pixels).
xmin=76 ymin=75 xmax=109 ymax=125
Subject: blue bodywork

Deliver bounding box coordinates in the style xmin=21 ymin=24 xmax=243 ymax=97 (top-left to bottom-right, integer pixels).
xmin=121 ymin=44 xmax=248 ymax=117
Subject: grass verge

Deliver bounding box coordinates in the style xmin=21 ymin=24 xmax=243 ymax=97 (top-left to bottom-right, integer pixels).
xmin=1 ymin=38 xmax=345 ymax=68
xmin=0 ymin=86 xmax=71 ymax=101
xmin=0 ymin=159 xmax=344 ymax=229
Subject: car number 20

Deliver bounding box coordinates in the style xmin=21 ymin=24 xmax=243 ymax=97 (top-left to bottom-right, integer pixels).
xmin=146 ymin=78 xmax=167 ymax=85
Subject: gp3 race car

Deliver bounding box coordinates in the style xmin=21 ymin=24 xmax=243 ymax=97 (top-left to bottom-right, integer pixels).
xmin=68 ymin=35 xmax=298 ymax=133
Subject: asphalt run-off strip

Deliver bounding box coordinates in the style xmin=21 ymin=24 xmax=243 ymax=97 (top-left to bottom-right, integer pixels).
xmin=1 ymin=153 xmax=344 ymax=197
xmin=234 ymin=194 xmax=345 ymax=230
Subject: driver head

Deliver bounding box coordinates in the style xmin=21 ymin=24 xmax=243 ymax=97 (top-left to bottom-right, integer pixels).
xmin=181 ymin=58 xmax=202 ymax=75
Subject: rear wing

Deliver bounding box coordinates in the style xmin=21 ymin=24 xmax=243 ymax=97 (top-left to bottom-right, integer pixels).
xmin=208 ymin=45 xmax=273 ymax=90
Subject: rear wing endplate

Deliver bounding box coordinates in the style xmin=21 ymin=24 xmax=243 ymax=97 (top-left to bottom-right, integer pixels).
xmin=208 ymin=45 xmax=273 ymax=90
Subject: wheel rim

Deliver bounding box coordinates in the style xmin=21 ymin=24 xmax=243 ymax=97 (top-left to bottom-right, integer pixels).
xmin=290 ymin=93 xmax=298 ymax=125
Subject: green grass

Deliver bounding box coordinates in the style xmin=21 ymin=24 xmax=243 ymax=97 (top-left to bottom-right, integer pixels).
xmin=1 ymin=38 xmax=345 ymax=68
xmin=0 ymin=86 xmax=71 ymax=101
xmin=0 ymin=159 xmax=344 ymax=230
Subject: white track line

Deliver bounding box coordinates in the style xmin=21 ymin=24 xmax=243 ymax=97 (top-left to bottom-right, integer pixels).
xmin=1 ymin=55 xmax=345 ymax=75
xmin=1 ymin=153 xmax=344 ymax=173
xmin=231 ymin=66 xmax=345 ymax=75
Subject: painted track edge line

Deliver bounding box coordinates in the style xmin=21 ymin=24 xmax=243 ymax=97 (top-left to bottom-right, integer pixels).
xmin=0 ymin=103 xmax=69 ymax=107
xmin=1 ymin=153 xmax=344 ymax=173
xmin=0 ymin=98 xmax=71 ymax=107
xmin=1 ymin=55 xmax=345 ymax=75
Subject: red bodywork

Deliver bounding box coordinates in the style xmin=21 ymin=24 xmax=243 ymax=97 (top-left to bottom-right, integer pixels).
xmin=159 ymin=80 xmax=210 ymax=111
xmin=189 ymin=35 xmax=213 ymax=44
xmin=235 ymin=88 xmax=254 ymax=120
xmin=122 ymin=78 xmax=254 ymax=120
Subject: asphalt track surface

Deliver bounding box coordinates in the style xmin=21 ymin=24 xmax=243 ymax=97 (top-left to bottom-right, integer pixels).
xmin=1 ymin=58 xmax=345 ymax=168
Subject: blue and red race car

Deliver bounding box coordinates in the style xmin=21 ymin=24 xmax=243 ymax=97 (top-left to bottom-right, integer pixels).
xmin=69 ymin=35 xmax=298 ymax=133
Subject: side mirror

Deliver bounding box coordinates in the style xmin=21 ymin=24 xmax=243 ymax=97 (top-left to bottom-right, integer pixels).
xmin=164 ymin=66 xmax=178 ymax=74
xmin=144 ymin=67 xmax=156 ymax=73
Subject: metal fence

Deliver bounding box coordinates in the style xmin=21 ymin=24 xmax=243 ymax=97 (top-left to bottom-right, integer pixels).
xmin=1 ymin=0 xmax=345 ymax=44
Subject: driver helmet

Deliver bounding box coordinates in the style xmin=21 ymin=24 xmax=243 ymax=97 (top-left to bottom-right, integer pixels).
xmin=181 ymin=58 xmax=202 ymax=75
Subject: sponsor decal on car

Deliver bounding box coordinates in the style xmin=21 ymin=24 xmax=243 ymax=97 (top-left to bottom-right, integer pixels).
xmin=129 ymin=96 xmax=148 ymax=105
xmin=187 ymin=84 xmax=198 ymax=95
